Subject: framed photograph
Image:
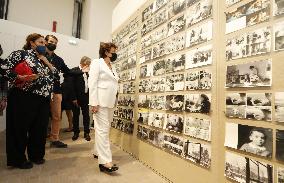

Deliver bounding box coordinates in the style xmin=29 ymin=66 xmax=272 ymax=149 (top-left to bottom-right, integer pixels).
xmin=277 ymin=130 xmax=284 ymax=162
xmin=185 ymin=69 xmax=212 ymax=90
xmin=225 ymin=123 xmax=273 ymax=158
xmin=137 ymin=108 xmax=149 ymax=125
xmin=278 ymin=167 xmax=284 ymax=183
xmin=163 ymin=133 xmax=184 ymax=156
xmin=166 ymin=95 xmax=184 ymax=112
xmin=275 ymin=92 xmax=284 ymax=122
xmin=226 ymin=59 xmax=272 ymax=88
xmin=140 ymin=64 xmax=153 ymax=78
xmin=225 ymin=0 xmax=270 ymax=34
xmin=186 ymin=20 xmax=213 ymax=48
xmin=165 ymin=74 xmax=185 ymax=91
xmin=138 ymin=95 xmax=150 ymax=108
xmin=152 ymin=41 xmax=166 ymax=59
xmin=225 ymin=151 xmax=273 ymax=183
xmin=165 ymin=54 xmax=186 ymax=73
xmin=150 ymin=95 xmax=166 ymax=110
xmin=184 ymin=94 xmax=211 ymax=113
xmin=183 ymin=140 xmax=211 ymax=168
xmin=153 ymin=59 xmax=166 ymax=76
xmin=164 ymin=113 xmax=184 ymax=133
xmin=139 ymin=79 xmax=151 ymax=93
xmin=186 ymin=0 xmax=213 ymax=28
xmin=185 ymin=44 xmax=213 ymax=69
xmin=274 ymin=0 xmax=284 ymax=16
xmin=184 ymin=116 xmax=211 ymax=141
xmin=275 ymin=21 xmax=284 ymax=51
xmin=151 ymin=76 xmax=166 ymax=92
xmin=168 ymin=0 xmax=186 ymax=18
xmin=148 ymin=112 xmax=165 ymax=128
xmin=167 ymin=15 xmax=186 ymax=37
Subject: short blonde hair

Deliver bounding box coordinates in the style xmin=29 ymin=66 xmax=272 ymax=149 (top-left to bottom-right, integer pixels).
xmin=80 ymin=56 xmax=91 ymax=65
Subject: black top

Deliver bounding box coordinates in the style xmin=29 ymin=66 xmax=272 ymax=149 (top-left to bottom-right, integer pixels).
xmin=0 ymin=49 xmax=59 ymax=98
xmin=46 ymin=52 xmax=70 ymax=94
xmin=69 ymin=67 xmax=89 ymax=104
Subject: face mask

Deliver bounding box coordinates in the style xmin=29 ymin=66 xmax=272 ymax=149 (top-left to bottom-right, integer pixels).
xmin=46 ymin=43 xmax=57 ymax=51
xmin=110 ymin=53 xmax=117 ymax=62
xmin=36 ymin=45 xmax=46 ymax=55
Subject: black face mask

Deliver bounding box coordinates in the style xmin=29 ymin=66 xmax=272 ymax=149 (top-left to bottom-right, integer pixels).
xmin=110 ymin=53 xmax=117 ymax=62
xmin=46 ymin=43 xmax=57 ymax=51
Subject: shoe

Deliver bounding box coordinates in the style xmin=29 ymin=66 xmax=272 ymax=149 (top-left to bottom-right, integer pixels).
xmin=72 ymin=133 xmax=79 ymax=141
xmin=30 ymin=159 xmax=45 ymax=165
xmin=50 ymin=141 xmax=68 ymax=148
xmin=84 ymin=133 xmax=91 ymax=141
xmin=93 ymin=154 xmax=98 ymax=159
xmin=8 ymin=161 xmax=33 ymax=169
xmin=99 ymin=164 xmax=119 ymax=173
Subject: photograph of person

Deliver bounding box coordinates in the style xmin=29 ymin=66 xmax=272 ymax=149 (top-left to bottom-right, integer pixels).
xmin=183 ymin=140 xmax=211 ymax=168
xmin=165 ymin=73 xmax=185 ymax=91
xmin=226 ymin=105 xmax=246 ymax=119
xmin=153 ymin=59 xmax=166 ymax=76
xmin=148 ymin=112 xmax=165 ymax=128
xmin=275 ymin=92 xmax=284 ymax=122
xmin=165 ymin=54 xmax=186 ymax=73
xmin=275 ymin=21 xmax=284 ymax=51
xmin=150 ymin=95 xmax=166 ymax=110
xmin=139 ymin=79 xmax=151 ymax=93
xmin=278 ymin=167 xmax=284 ymax=183
xmin=164 ymin=114 xmax=184 ymax=133
xmin=185 ymin=44 xmax=213 ymax=69
xmin=152 ymin=130 xmax=164 ymax=148
xmin=274 ymin=0 xmax=284 ymax=16
xmin=225 ymin=151 xmax=273 ymax=183
xmin=163 ymin=133 xmax=184 ymax=156
xmin=184 ymin=116 xmax=211 ymax=141
xmin=152 ymin=42 xmax=166 ymax=59
xmin=153 ymin=8 xmax=168 ymax=28
xmin=167 ymin=15 xmax=186 ymax=37
xmin=141 ymin=18 xmax=153 ymax=37
xmin=123 ymin=121 xmax=134 ymax=134
xmin=246 ymin=106 xmax=272 ymax=121
xmin=154 ymin=0 xmax=169 ymax=12
xmin=168 ymin=0 xmax=186 ymax=18
xmin=199 ymin=69 xmax=212 ymax=89
xmin=186 ymin=0 xmax=213 ymax=28
xmin=137 ymin=109 xmax=149 ymax=125
xmin=165 ymin=33 xmax=186 ymax=55
xmin=247 ymin=93 xmax=271 ymax=106
xmin=226 ymin=59 xmax=272 ymax=88
xmin=276 ymin=130 xmax=284 ymax=162
xmin=151 ymin=77 xmax=166 ymax=92
xmin=184 ymin=94 xmax=211 ymax=113
xmin=138 ymin=95 xmax=150 ymax=108
xmin=152 ymin=25 xmax=168 ymax=44
xmin=140 ymin=48 xmax=153 ymax=64
xmin=166 ymin=95 xmax=184 ymax=112
xmin=186 ymin=20 xmax=213 ymax=48
xmin=142 ymin=3 xmax=153 ymax=22
xmin=141 ymin=34 xmax=152 ymax=50
xmin=185 ymin=71 xmax=199 ymax=90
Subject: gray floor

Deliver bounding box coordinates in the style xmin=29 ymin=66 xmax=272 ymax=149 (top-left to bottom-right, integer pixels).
xmin=0 ymin=130 xmax=167 ymax=183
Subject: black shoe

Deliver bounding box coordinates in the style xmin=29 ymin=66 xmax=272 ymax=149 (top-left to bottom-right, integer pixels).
xmin=99 ymin=164 xmax=119 ymax=173
xmin=30 ymin=159 xmax=45 ymax=165
xmin=72 ymin=133 xmax=79 ymax=141
xmin=84 ymin=133 xmax=91 ymax=141
xmin=8 ymin=161 xmax=33 ymax=169
xmin=50 ymin=141 xmax=68 ymax=148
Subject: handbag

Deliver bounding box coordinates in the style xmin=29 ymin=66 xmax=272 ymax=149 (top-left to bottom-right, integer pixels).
xmin=13 ymin=60 xmax=34 ymax=84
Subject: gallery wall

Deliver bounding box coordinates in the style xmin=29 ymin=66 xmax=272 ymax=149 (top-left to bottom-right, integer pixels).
xmin=110 ymin=0 xmax=284 ymax=182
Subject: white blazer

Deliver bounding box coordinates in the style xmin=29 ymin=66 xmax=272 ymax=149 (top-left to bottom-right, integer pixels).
xmin=88 ymin=58 xmax=119 ymax=108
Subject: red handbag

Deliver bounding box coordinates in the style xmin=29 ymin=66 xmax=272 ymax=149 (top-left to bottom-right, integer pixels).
xmin=13 ymin=61 xmax=34 ymax=84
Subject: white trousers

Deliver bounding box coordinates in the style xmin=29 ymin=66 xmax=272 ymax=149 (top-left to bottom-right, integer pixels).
xmin=93 ymin=107 xmax=114 ymax=164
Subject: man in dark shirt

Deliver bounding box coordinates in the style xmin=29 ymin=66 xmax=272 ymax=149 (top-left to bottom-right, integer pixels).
xmin=45 ymin=35 xmax=69 ymax=148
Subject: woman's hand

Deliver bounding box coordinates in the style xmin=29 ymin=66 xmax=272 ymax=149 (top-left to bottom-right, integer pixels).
xmin=17 ymin=74 xmax=39 ymax=82
xmin=91 ymin=105 xmax=99 ymax=113
xmin=37 ymin=55 xmax=55 ymax=71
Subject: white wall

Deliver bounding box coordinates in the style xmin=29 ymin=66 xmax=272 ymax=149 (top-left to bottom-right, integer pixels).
xmin=8 ymin=0 xmax=74 ymax=36
xmin=112 ymin=0 xmax=147 ymax=33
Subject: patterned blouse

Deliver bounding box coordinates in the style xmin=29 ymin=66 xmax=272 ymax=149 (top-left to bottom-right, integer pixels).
xmin=0 ymin=49 xmax=59 ymax=98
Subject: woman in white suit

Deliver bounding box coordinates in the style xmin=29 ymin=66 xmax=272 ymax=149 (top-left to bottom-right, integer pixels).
xmin=88 ymin=42 xmax=119 ymax=173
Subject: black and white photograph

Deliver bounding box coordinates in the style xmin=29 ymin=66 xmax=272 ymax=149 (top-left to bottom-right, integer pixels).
xmin=128 ymin=43 xmax=137 ymax=57
xmin=165 ymin=74 xmax=185 ymax=91
xmin=152 ymin=41 xmax=166 ymax=59
xmin=199 ymin=69 xmax=212 ymax=89
xmin=185 ymin=69 xmax=212 ymax=90
xmin=246 ymin=93 xmax=272 ymax=121
xmin=151 ymin=76 xmax=166 ymax=92
xmin=124 ymin=121 xmax=134 ymax=134
xmin=139 ymin=79 xmax=151 ymax=93
xmin=128 ymin=31 xmax=138 ymax=45
xmin=142 ymin=3 xmax=153 ymax=22
xmin=165 ymin=33 xmax=186 ymax=55
xmin=275 ymin=92 xmax=284 ymax=122
xmin=183 ymin=140 xmax=211 ymax=168
xmin=140 ymin=64 xmax=153 ymax=78
xmin=138 ymin=95 xmax=150 ymax=108
xmin=148 ymin=112 xmax=165 ymax=128
xmin=225 ymin=123 xmax=273 ymax=158
xmin=140 ymin=48 xmax=153 ymax=64
xmin=153 ymin=8 xmax=168 ymax=28
xmin=184 ymin=116 xmax=211 ymax=141
xmin=168 ymin=0 xmax=186 ymax=18
xmin=152 ymin=24 xmax=168 ymax=44
xmin=129 ymin=55 xmax=137 ymax=69
xmin=187 ymin=0 xmax=201 ymax=7
xmin=141 ymin=34 xmax=152 ymax=50
xmin=141 ymin=18 xmax=153 ymax=37
xmin=153 ymin=0 xmax=169 ymax=12
xmin=166 ymin=95 xmax=184 ymax=112
xmin=186 ymin=0 xmax=213 ymax=28
xmin=137 ymin=109 xmax=149 ymax=125
xmin=226 ymin=105 xmax=247 ymax=119
xmin=153 ymin=59 xmax=166 ymax=76
xmin=122 ymin=82 xmax=135 ymax=94
xmin=225 ymin=152 xmax=273 ymax=183
xmin=165 ymin=54 xmax=186 ymax=73
xmin=278 ymin=167 xmax=284 ymax=183
xmin=185 ymin=44 xmax=213 ymax=69
xmin=137 ymin=125 xmax=150 ymax=140
xmin=247 ymin=93 xmax=272 ymax=107
xmin=150 ymin=95 xmax=166 ymax=110
xmin=225 ymin=0 xmax=270 ymax=34
xmin=186 ymin=20 xmax=213 ymax=48
xmin=129 ymin=17 xmax=139 ymax=32
xmin=117 ymin=95 xmax=135 ymax=107
xmin=164 ymin=114 xmax=184 ymax=133
xmin=163 ymin=133 xmax=184 ymax=156
xmin=275 ymin=21 xmax=284 ymax=51
xmin=167 ymin=15 xmax=186 ymax=37
xmin=226 ymin=59 xmax=272 ymax=88
xmin=184 ymin=94 xmax=211 ymax=113
xmin=276 ymin=130 xmax=284 ymax=162
xmin=149 ymin=130 xmax=164 ymax=148
xmin=226 ymin=0 xmax=243 ymax=7
xmin=274 ymin=0 xmax=284 ymax=16
xmin=226 ymin=26 xmax=271 ymax=61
